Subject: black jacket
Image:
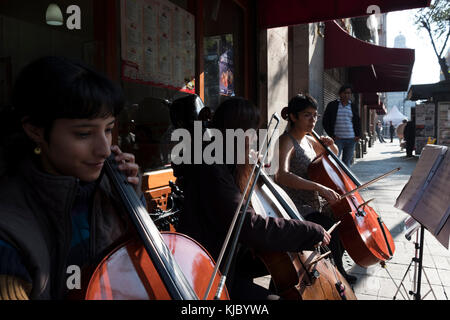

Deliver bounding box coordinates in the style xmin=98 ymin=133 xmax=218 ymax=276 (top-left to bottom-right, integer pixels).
xmin=0 ymin=159 xmax=134 ymax=299
xmin=177 ymin=163 xmax=324 ymax=263
xmin=404 ymin=121 xmax=415 ymax=145
xmin=322 ymin=100 xmax=361 ymax=139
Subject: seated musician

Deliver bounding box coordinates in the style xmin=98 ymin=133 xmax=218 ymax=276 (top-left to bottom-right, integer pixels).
xmin=275 ymin=93 xmax=356 ymax=284
xmin=177 ymin=97 xmax=331 ymax=299
xmin=0 ymin=56 xmax=141 ymax=299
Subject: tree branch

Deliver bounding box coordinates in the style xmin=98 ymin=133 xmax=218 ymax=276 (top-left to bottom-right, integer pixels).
xmin=421 ymin=19 xmax=440 ymax=58
xmin=438 ymin=27 xmax=450 ymax=57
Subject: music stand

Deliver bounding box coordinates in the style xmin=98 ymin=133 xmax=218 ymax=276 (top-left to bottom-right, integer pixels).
xmin=394 ymin=144 xmax=450 ymax=300
xmin=392 ymin=217 xmax=437 ymax=300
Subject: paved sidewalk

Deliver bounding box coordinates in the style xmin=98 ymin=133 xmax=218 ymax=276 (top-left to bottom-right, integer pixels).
xmin=344 ymin=139 xmax=450 ymax=300
xmin=254 ymin=139 xmax=450 ymax=300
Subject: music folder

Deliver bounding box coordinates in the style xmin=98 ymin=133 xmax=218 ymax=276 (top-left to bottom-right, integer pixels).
xmin=395 ymin=145 xmax=450 ymax=249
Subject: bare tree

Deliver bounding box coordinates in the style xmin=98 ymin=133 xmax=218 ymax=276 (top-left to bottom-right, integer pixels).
xmin=415 ymin=0 xmax=450 ymax=81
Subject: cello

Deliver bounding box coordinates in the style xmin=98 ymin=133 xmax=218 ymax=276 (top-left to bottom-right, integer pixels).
xmin=204 ymin=112 xmax=355 ymax=300
xmin=251 ymin=168 xmax=357 ymax=300
xmin=83 ymin=156 xmax=229 ymax=300
xmin=308 ymin=130 xmax=396 ymax=267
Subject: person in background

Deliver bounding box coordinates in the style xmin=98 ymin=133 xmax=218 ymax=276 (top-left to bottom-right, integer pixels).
xmin=404 ymin=118 xmax=416 ymax=158
xmin=389 ymin=121 xmax=395 ymax=143
xmin=396 ymin=119 xmax=408 ymax=150
xmin=376 ymin=121 xmax=386 ymax=143
xmin=322 ymin=84 xmax=361 ymax=167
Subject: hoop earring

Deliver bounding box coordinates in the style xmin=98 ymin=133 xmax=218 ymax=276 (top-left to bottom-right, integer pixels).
xmin=34 ymin=146 xmax=42 ymax=155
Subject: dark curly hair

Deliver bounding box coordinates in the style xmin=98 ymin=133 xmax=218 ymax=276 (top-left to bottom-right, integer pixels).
xmin=281 ymin=93 xmax=318 ymax=127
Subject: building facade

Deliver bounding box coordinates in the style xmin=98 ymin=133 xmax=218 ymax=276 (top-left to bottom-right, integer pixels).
xmin=0 ymin=0 xmax=430 ymax=210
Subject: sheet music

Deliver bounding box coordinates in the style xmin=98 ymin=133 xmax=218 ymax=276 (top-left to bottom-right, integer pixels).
xmin=413 ymin=151 xmax=450 ymax=245
xmin=395 ymin=145 xmax=450 ymax=249
xmin=437 ymin=217 xmax=450 ymax=249
xmin=395 ymin=145 xmax=446 ymax=213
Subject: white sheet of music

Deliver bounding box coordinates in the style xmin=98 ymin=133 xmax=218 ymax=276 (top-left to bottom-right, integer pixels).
xmin=395 ymin=145 xmax=450 ymax=249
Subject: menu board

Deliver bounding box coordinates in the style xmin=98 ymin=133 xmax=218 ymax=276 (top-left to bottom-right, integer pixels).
xmin=438 ymin=102 xmax=450 ymax=147
xmin=415 ymin=103 xmax=435 ymax=154
xmin=120 ymin=0 xmax=195 ymax=93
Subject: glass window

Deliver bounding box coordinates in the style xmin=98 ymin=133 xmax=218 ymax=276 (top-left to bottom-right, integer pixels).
xmin=118 ymin=0 xmax=195 ymax=172
xmin=203 ymin=0 xmax=244 ymax=111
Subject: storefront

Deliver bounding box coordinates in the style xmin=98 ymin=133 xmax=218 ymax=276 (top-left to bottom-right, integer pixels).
xmin=408 ymin=80 xmax=450 ymax=152
xmin=324 ymin=19 xmax=414 ymax=154
xmin=0 ymin=0 xmax=431 ymax=213
xmin=0 ymin=0 xmax=258 ymax=211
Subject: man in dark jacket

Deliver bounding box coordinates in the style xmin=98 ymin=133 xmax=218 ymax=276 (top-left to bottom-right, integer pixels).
xmin=404 ymin=120 xmax=416 ymax=157
xmin=322 ymin=85 xmax=361 ymax=167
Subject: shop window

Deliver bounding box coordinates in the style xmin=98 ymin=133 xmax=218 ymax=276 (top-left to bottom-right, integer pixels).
xmin=117 ymin=93 xmax=177 ymax=172
xmin=203 ymin=0 xmax=244 ymax=111
xmin=117 ymin=0 xmax=246 ymax=172
xmin=118 ymin=0 xmax=196 ymax=172
xmin=0 ymin=0 xmax=96 ymax=82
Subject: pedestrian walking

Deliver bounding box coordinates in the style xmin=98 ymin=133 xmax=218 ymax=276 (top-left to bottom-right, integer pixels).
xmin=322 ymin=84 xmax=361 ymax=167
xmin=404 ymin=119 xmax=416 ymax=157
xmin=396 ymin=119 xmax=407 ymax=149
xmin=375 ymin=121 xmax=386 ymax=143
xmin=389 ymin=121 xmax=395 ymax=143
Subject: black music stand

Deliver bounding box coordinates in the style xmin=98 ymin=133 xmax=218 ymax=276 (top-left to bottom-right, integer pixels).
xmin=392 ymin=217 xmax=437 ymax=300
xmin=394 ymin=144 xmax=450 ymax=300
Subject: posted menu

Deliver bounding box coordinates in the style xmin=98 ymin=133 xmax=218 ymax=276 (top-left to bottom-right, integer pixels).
xmin=120 ymin=0 xmax=195 ymax=93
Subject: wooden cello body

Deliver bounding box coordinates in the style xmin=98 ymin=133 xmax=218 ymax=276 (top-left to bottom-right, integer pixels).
xmin=308 ymin=132 xmax=395 ymax=267
xmin=251 ymin=170 xmax=357 ymax=300
xmin=85 ymin=233 xmax=227 ymax=300
xmin=83 ymin=157 xmax=229 ymax=300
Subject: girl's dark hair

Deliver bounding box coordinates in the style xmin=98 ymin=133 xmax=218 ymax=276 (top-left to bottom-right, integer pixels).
xmin=1 ymin=56 xmax=125 ymax=171
xmin=281 ymin=93 xmax=318 ymax=126
xmin=211 ymin=97 xmax=261 ymax=132
xmin=211 ymin=97 xmax=261 ymax=195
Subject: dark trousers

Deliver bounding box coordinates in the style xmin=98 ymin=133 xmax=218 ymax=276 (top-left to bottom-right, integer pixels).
xmin=335 ymin=138 xmax=356 ymax=167
xmin=406 ymin=142 xmax=414 ymax=157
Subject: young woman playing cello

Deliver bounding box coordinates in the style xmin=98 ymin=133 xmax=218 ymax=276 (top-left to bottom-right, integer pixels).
xmin=275 ymin=94 xmax=357 ymax=284
xmin=177 ymin=97 xmax=331 ymax=299
xmin=0 ymin=56 xmax=141 ymax=299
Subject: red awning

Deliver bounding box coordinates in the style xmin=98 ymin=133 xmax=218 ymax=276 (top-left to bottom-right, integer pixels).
xmin=376 ymin=105 xmax=387 ymax=115
xmin=325 ymin=21 xmax=415 ymax=93
xmin=259 ymin=0 xmax=430 ymax=29
xmin=362 ymin=92 xmax=380 ymax=106
xmin=368 ymin=102 xmax=387 ymax=115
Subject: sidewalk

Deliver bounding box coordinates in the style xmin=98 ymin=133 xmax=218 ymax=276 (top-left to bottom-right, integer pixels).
xmin=254 ymin=139 xmax=450 ymax=300
xmin=345 ymin=139 xmax=450 ymax=300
